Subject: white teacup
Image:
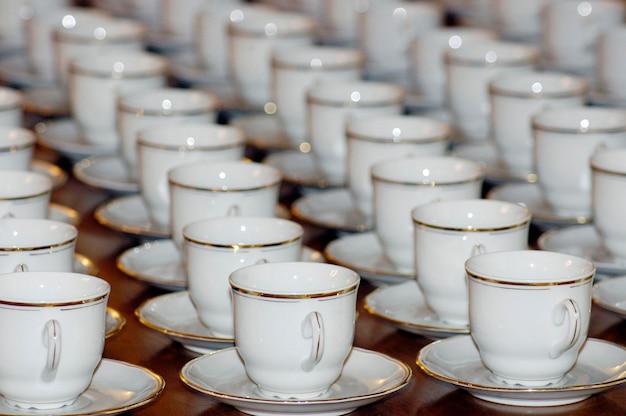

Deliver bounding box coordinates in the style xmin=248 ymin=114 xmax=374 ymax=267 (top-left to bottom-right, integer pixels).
xmin=69 ymin=51 xmax=169 ymax=147
xmin=318 ymin=0 xmax=359 ymax=46
xmin=53 ymin=15 xmax=147 ymax=85
xmin=347 ymin=114 xmax=451 ymax=217
xmin=410 ymin=27 xmax=496 ymax=107
xmin=489 ymin=0 xmax=550 ymax=42
xmin=596 ymin=25 xmax=626 ymax=104
xmin=591 ymin=148 xmax=626 ymax=260
xmin=0 ymin=86 xmax=24 ymax=127
xmin=445 ymin=40 xmax=539 ymax=141
xmin=307 ymin=80 xmax=405 ymax=184
xmin=227 ymin=7 xmax=317 ymax=108
xmin=159 ymin=0 xmax=206 ymax=45
xmin=0 ymin=170 xmax=52 ymax=219
xmin=541 ymin=0 xmax=625 ymax=77
xmin=0 ymin=271 xmax=110 ymax=409
xmin=271 ymin=45 xmax=364 ymax=147
xmin=117 ymin=87 xmax=219 ymax=177
xmin=533 ymin=107 xmax=626 ymax=218
xmin=412 ymin=199 xmax=531 ymax=325
xmin=489 ymin=71 xmax=589 ymax=178
xmin=0 ymin=127 xmax=36 ymax=171
xmin=184 ymin=216 xmax=303 ymax=337
xmin=230 ymin=261 xmax=360 ymax=399
xmin=169 ymin=160 xmax=282 ymax=250
xmin=0 ymin=218 xmax=77 ymax=273
xmin=137 ymin=123 xmax=246 ymax=228
xmin=466 ymin=250 xmax=595 ymax=386
xmin=372 ymin=155 xmax=484 ymax=273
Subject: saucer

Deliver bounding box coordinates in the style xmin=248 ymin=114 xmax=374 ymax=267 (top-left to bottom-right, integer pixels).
xmin=35 ymin=119 xmax=118 ymax=162
xmin=105 ymin=307 xmax=126 ymax=339
xmin=291 ymin=188 xmax=374 ymax=233
xmin=73 ymin=156 xmax=139 ymax=194
xmin=118 ymin=238 xmax=325 ymax=292
xmin=31 ymin=159 xmax=68 ymax=190
xmin=451 ymin=141 xmax=536 ymax=184
xmin=264 ymin=150 xmax=344 ymax=189
xmin=486 ymin=183 xmax=592 ymax=229
xmin=230 ymin=114 xmax=293 ymax=151
xmin=364 ymin=280 xmax=469 ymax=339
xmin=135 ymin=291 xmax=234 ymax=354
xmin=324 ymin=232 xmax=412 ymax=285
xmin=593 ymin=275 xmax=626 ymax=318
xmin=74 ymin=253 xmax=97 ymax=276
xmin=94 ymin=194 xmax=169 ymax=239
xmin=0 ymin=358 xmax=164 ymax=415
xmin=23 ymin=86 xmax=70 ymax=118
xmin=588 ymin=87 xmax=626 ymax=108
xmin=49 ymin=203 xmax=81 ymax=227
xmin=537 ymin=225 xmax=625 ymax=276
xmin=0 ymin=54 xmax=56 ymax=89
xmin=180 ymin=346 xmax=412 ymax=416
xmin=417 ymin=335 xmax=626 ymax=407
xmin=167 ymin=51 xmax=229 ymax=87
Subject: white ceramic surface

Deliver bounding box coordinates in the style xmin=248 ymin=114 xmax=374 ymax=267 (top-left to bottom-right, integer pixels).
xmin=593 ymin=275 xmax=626 ymax=318
xmin=35 ymin=119 xmax=117 ymax=162
xmin=73 ymin=156 xmax=139 ymax=194
xmin=94 ymin=194 xmax=169 ymax=239
xmin=264 ymin=150 xmax=344 ymax=189
xmin=180 ymin=347 xmax=411 ymax=416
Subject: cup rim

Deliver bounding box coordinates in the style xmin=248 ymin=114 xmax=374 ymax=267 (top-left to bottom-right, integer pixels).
xmin=117 ymin=88 xmax=219 ymax=116
xmin=346 ymin=115 xmax=451 ymax=144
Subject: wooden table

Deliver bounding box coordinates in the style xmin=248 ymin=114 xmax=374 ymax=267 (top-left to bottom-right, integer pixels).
xmin=44 ymin=149 xmax=626 ymax=416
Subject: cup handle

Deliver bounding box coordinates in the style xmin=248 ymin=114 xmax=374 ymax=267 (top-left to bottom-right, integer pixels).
xmin=13 ymin=263 xmax=28 ymax=272
xmin=549 ymin=299 xmax=581 ymax=359
xmin=43 ymin=319 xmax=61 ymax=372
xmin=301 ymin=311 xmax=324 ymax=372
xmin=470 ymin=243 xmax=486 ymax=257
xmin=227 ymin=204 xmax=240 ymax=217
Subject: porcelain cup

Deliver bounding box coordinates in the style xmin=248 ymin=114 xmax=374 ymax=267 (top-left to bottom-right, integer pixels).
xmin=307 ymin=80 xmax=405 ymax=184
xmin=53 ymin=15 xmax=147 ymax=85
xmin=412 ymin=199 xmax=531 ymax=326
xmin=227 ymin=7 xmax=317 ymax=108
xmin=371 ymin=155 xmax=484 ymax=273
xmin=410 ymin=27 xmax=496 ymax=108
xmin=0 ymin=170 xmax=52 ymax=219
xmin=271 ymin=45 xmax=364 ymax=147
xmin=533 ymin=107 xmax=626 ymax=218
xmin=540 ymin=0 xmax=625 ymax=77
xmin=445 ymin=40 xmax=538 ymax=141
xmin=591 ymin=148 xmax=626 ymax=260
xmin=489 ymin=71 xmax=589 ymax=178
xmin=596 ymin=26 xmax=626 ymax=104
xmin=0 ymin=86 xmax=23 ymax=127
xmin=357 ymin=0 xmax=442 ymax=87
xmin=0 ymin=271 xmax=110 ymax=409
xmin=0 ymin=218 xmax=77 ymax=273
xmin=169 ymin=160 xmax=281 ymax=251
xmin=184 ymin=216 xmax=303 ymax=337
xmin=137 ymin=122 xmax=245 ymax=228
xmin=117 ymin=87 xmax=219 ymax=178
xmin=347 ymin=114 xmax=450 ymax=217
xmin=159 ymin=0 xmax=206 ymax=46
xmin=0 ymin=127 xmax=35 ymax=171
xmin=466 ymin=250 xmax=595 ymax=386
xmin=69 ymin=51 xmax=168 ymax=148
xmin=318 ymin=0 xmax=359 ymax=46
xmin=230 ymin=261 xmax=359 ymax=399
xmin=489 ymin=0 xmax=550 ymax=42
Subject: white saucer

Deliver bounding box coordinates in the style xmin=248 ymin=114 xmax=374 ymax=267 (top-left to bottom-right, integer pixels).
xmin=417 ymin=335 xmax=626 ymax=407
xmin=588 ymin=87 xmax=626 ymax=108
xmin=118 ymin=238 xmax=325 ymax=292
xmin=230 ymin=114 xmax=293 ymax=151
xmin=94 ymin=194 xmax=169 ymax=239
xmin=74 ymin=253 xmax=97 ymax=276
xmin=32 ymin=159 xmax=68 ymax=190
xmin=487 ymin=183 xmax=592 ymax=229
xmin=452 ymin=141 xmax=536 ymax=184
xmin=537 ymin=225 xmax=625 ymax=276
xmin=49 ymin=203 xmax=81 ymax=227
xmin=593 ymin=275 xmax=626 ymax=318
xmin=364 ymin=280 xmax=469 ymax=339
xmin=73 ymin=156 xmax=139 ymax=194
xmin=167 ymin=51 xmax=230 ymax=87
xmin=264 ymin=150 xmax=344 ymax=189
xmin=35 ymin=119 xmax=118 ymax=162
xmin=23 ymin=86 xmax=70 ymax=118
xmin=0 ymin=358 xmax=164 ymax=415
xmin=324 ymin=232 xmax=412 ymax=285
xmin=0 ymin=54 xmax=56 ymax=89
xmin=135 ymin=291 xmax=234 ymax=354
xmin=96 ymin=195 xmax=291 ymax=240
xmin=105 ymin=307 xmax=126 ymax=339
xmin=180 ymin=346 xmax=412 ymax=416
xmin=292 ymin=188 xmax=373 ymax=233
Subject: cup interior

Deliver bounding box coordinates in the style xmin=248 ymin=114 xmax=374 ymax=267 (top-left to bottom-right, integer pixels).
xmin=272 ymin=45 xmax=364 ymax=69
xmin=489 ymin=72 xmax=588 ymax=97
xmin=118 ymin=88 xmax=219 ymax=115
xmin=138 ymin=123 xmax=244 ymax=149
xmin=532 ymin=107 xmax=626 ymax=133
xmin=0 ymin=218 xmax=77 ymax=248
xmin=371 ymin=156 xmax=484 ymax=184
xmin=0 ymin=127 xmax=35 ymax=150
xmin=347 ymin=115 xmax=450 ymax=143
xmin=0 ymin=170 xmax=52 ymax=198
xmin=0 ymin=272 xmax=110 ymax=303
xmin=169 ymin=161 xmax=281 ymax=191
xmin=591 ymin=147 xmax=626 ymax=174
xmin=307 ymin=81 xmax=405 ymax=105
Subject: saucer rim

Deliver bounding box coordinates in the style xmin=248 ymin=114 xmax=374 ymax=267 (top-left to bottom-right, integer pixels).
xmin=73 ymin=156 xmax=139 ymax=194
xmin=35 ymin=118 xmax=118 ymax=160
xmin=592 ymin=275 xmax=626 ymax=317
xmin=105 ymin=306 xmax=126 ymax=339
xmin=94 ymin=194 xmax=169 ymax=239
xmin=264 ymin=150 xmax=345 ymax=189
